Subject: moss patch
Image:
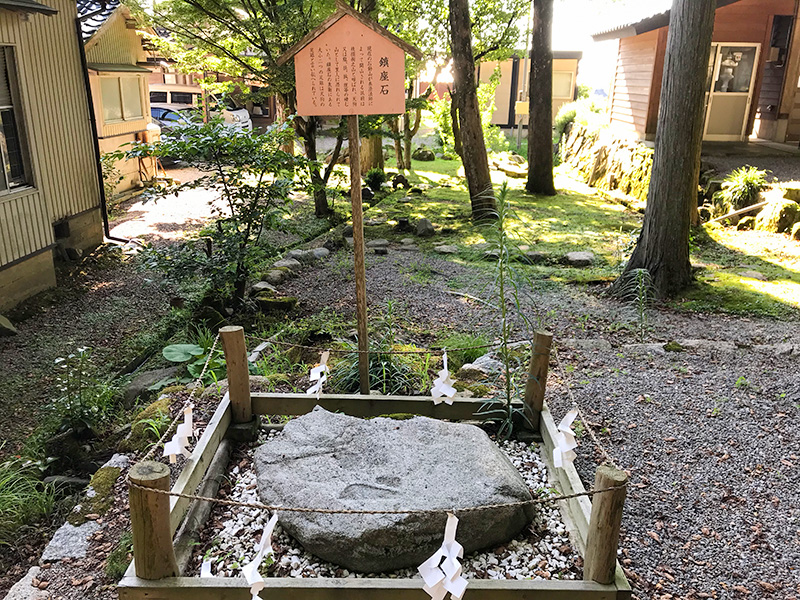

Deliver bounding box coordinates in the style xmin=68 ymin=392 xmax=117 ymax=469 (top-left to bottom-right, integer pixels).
xmin=120 ymin=396 xmax=172 ymax=452
xmin=68 ymin=465 xmax=121 ymax=525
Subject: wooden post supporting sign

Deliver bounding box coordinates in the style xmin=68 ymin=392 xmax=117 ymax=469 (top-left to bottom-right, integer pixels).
xmin=279 ymin=1 xmax=422 ymax=394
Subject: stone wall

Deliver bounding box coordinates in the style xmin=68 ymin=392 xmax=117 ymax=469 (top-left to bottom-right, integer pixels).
xmin=561 ymin=124 xmax=653 ymax=203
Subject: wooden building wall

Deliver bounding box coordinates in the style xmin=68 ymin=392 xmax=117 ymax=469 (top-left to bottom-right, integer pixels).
xmin=0 ymin=0 xmax=101 ymax=270
xmin=608 ymin=30 xmax=660 ymax=138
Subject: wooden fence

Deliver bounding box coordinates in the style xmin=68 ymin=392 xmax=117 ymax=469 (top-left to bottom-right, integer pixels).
xmin=117 ymin=326 xmax=631 ymax=599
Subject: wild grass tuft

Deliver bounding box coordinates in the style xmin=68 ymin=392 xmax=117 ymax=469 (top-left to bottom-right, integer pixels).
xmin=0 ymin=447 xmax=56 ymax=545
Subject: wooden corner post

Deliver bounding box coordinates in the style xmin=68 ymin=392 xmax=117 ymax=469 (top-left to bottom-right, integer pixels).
xmin=129 ymin=461 xmax=178 ymax=579
xmin=219 ymin=325 xmax=252 ymax=423
xmin=348 ymin=114 xmax=370 ymax=395
xmin=583 ymin=465 xmax=628 ymax=585
xmin=523 ymin=330 xmax=552 ymax=431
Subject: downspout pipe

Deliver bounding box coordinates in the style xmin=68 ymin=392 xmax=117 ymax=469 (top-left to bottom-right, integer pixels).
xmin=73 ymin=12 xmax=130 ymax=244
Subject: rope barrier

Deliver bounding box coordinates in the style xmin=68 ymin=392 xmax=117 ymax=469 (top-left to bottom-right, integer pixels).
xmin=245 ymin=333 xmax=535 ymax=356
xmin=126 ymin=480 xmax=628 ymax=515
xmin=553 ymin=345 xmax=619 ymax=470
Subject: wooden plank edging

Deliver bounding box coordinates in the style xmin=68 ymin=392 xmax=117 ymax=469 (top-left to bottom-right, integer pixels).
xmin=117 ymin=575 xmax=619 ymax=599
xmin=251 ymin=392 xmax=524 ymax=421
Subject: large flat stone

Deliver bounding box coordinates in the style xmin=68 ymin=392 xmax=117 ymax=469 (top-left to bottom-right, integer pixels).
xmin=40 ymin=521 xmax=100 ymax=562
xmin=253 ymin=407 xmax=533 ymax=573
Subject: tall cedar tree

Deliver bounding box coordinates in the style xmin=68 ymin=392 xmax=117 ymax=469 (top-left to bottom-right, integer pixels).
xmin=613 ymin=0 xmax=716 ymax=298
xmin=525 ymin=0 xmax=555 ymax=195
xmin=449 ymin=0 xmax=497 ymax=219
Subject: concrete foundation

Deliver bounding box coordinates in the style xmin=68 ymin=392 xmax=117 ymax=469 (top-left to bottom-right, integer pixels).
xmin=0 ymin=250 xmax=57 ymax=312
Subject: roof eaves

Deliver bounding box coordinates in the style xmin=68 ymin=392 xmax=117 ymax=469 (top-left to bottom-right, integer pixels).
xmin=0 ymin=0 xmax=57 ymax=15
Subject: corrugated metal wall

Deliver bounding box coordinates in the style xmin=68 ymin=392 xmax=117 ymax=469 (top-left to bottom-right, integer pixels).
xmin=85 ymin=8 xmax=145 ymax=65
xmin=0 ymin=0 xmax=101 ymax=266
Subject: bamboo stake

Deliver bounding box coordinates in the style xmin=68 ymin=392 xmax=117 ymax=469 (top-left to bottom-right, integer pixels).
xmin=583 ymin=465 xmax=628 ymax=585
xmin=219 ymin=326 xmax=252 ymax=423
xmin=129 ymin=461 xmax=179 ymax=580
xmin=523 ymin=330 xmax=552 ymax=431
xmin=348 ymin=114 xmax=370 ymax=395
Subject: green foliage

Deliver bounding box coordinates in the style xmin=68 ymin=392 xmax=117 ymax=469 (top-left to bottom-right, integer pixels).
xmin=364 ymin=168 xmax=388 ymax=193
xmin=105 ymin=530 xmax=133 ymax=581
xmin=136 ymin=119 xmax=307 ymax=305
xmin=577 ymin=84 xmax=592 ymax=99
xmin=615 ymin=268 xmax=653 ymax=342
xmin=329 ymin=302 xmax=422 ymax=395
xmin=554 ymin=98 xmax=604 ymax=142
xmin=478 ymin=67 xmax=508 ymax=153
xmin=0 ymin=448 xmax=55 ymax=545
xmin=162 ymin=327 xmax=226 ymax=385
xmin=100 ymin=150 xmax=125 ymax=205
xmin=431 ymin=91 xmax=456 ymax=155
xmin=51 ymin=347 xmax=117 ymax=435
xmin=713 ymin=166 xmax=770 ymax=214
xmin=438 ymin=332 xmax=491 ymax=370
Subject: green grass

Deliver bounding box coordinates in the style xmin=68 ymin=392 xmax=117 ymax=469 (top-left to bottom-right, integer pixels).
xmin=364 ymin=156 xmax=800 ymax=318
xmin=0 ymin=451 xmax=55 ymax=545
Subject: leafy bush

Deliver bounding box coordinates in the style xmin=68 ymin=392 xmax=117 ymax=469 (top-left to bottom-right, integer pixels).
xmin=554 ymin=98 xmax=604 ymax=143
xmin=364 ymin=168 xmax=387 ymax=193
xmin=438 ymin=332 xmax=490 ymax=370
xmin=477 ymin=67 xmax=508 ymax=153
xmin=713 ymin=166 xmax=770 ymax=215
xmin=52 ymin=347 xmax=117 ymax=435
xmin=0 ymin=449 xmax=55 ymax=545
xmin=135 ymin=118 xmax=308 ymax=306
xmin=162 ymin=328 xmax=226 ymax=386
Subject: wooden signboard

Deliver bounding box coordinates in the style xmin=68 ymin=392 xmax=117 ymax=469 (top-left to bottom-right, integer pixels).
xmin=279 ymin=2 xmax=421 ymax=394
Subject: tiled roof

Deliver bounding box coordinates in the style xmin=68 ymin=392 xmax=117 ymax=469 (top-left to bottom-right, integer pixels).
xmin=77 ymin=0 xmax=121 ymax=43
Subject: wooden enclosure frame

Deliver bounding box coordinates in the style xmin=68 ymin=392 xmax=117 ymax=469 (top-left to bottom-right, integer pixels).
xmin=118 ymin=327 xmax=631 ymax=599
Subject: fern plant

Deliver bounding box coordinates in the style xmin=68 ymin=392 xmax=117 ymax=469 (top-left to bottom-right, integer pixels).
xmin=616 ymin=268 xmax=653 ymax=342
xmin=712 ymin=166 xmax=770 ymax=215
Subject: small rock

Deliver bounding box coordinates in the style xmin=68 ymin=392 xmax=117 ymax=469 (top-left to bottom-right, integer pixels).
xmin=416 ymin=218 xmax=435 ymax=237
xmin=563 ymin=251 xmax=595 ymax=267
xmin=41 ymin=521 xmax=101 ymax=562
xmin=4 ymin=567 xmax=49 ymax=600
xmin=392 ymin=173 xmax=410 ymax=189
xmin=401 ymin=238 xmax=415 ymax=245
xmin=434 ymin=245 xmax=459 ymax=254
xmin=285 ymin=249 xmax=308 ymax=262
xmin=361 ymin=187 xmax=374 ymax=202
xmin=399 ymin=245 xmax=419 ymax=252
xmin=457 ymin=354 xmax=504 ymax=379
xmin=273 ymin=258 xmax=302 ymax=272
xmin=342 ymin=225 xmax=354 ymax=237
xmin=737 ymin=216 xmax=756 ymax=231
xmin=409 ymin=187 xmax=423 ymax=195
xmin=395 ymin=217 xmax=412 ymax=232
xmin=363 ymin=218 xmax=385 ymax=226
xmin=250 ymin=281 xmax=278 ymax=296
xmin=123 ymin=367 xmax=180 ymax=408
xmin=366 ymin=239 xmax=389 ymax=248
xmin=262 ymin=270 xmax=286 ymax=285
xmin=254 ymin=295 xmax=298 ymax=313
xmin=411 ymin=147 xmax=435 ymax=161
xmin=0 ymin=314 xmax=18 ymax=336
xmin=739 ymin=270 xmax=767 ymax=281
xmin=374 ymin=247 xmax=389 ymax=255
xmin=522 ymin=251 xmax=547 ymax=264
xmin=65 ymin=247 xmax=83 ymax=261
xmin=311 ymin=247 xmax=330 ymax=259
xmin=344 ymin=237 xmax=354 ymax=248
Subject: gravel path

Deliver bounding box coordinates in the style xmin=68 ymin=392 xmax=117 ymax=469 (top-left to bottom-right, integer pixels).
xmin=276 ymin=244 xmax=798 ymax=599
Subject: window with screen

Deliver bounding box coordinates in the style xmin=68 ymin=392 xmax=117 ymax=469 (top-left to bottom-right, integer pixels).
xmin=553 ymin=71 xmax=575 ymax=99
xmin=100 ymin=76 xmax=144 ymax=124
xmin=0 ymin=47 xmax=30 ymax=192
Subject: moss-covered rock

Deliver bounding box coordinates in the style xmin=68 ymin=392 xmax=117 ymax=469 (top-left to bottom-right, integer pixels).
xmin=254 ymin=295 xmax=298 ymax=313
xmin=755 ymin=199 xmax=800 ymax=233
xmin=120 ymin=396 xmax=172 ymax=452
xmin=736 ymin=216 xmax=755 ymax=231
xmin=792 ymin=222 xmax=800 ymax=241
xmin=68 ymin=465 xmax=121 ymax=525
xmin=663 ymin=341 xmax=684 ymax=352
xmin=453 ymin=381 xmax=491 ymax=397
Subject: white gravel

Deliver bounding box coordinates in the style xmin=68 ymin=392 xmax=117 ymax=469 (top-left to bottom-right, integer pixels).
xmin=193 ymin=433 xmax=580 ymax=581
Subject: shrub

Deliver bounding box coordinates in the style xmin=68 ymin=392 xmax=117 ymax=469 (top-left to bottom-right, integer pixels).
xmin=52 ymin=347 xmax=117 ymax=436
xmin=364 ymin=168 xmax=387 ymax=193
xmin=554 ymin=98 xmax=605 ymax=143
xmin=0 ymin=449 xmax=55 ymax=544
xmin=713 ymin=166 xmax=770 ymax=215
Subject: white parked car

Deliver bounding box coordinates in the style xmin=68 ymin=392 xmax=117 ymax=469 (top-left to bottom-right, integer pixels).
xmin=150 ymin=100 xmax=252 ymax=133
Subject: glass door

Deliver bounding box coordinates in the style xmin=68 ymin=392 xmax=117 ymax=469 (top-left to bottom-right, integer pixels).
xmin=703 ymin=44 xmax=760 ymax=141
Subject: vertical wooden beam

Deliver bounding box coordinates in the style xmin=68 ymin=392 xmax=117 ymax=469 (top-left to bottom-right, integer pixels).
xmin=219 ymin=325 xmax=252 ymax=423
xmin=348 ymin=114 xmax=370 ymax=395
xmin=523 ymin=330 xmax=552 ymax=431
xmin=129 ymin=461 xmax=179 ymax=580
xmin=583 ymin=465 xmax=628 ymax=585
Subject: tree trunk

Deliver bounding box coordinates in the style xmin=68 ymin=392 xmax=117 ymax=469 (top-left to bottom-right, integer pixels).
xmin=612 ymin=0 xmax=716 ymax=298
xmin=449 ymin=0 xmax=496 ymax=219
xmin=390 ymin=117 xmax=406 ymax=170
xmin=301 ymin=116 xmax=330 ymax=217
xmin=526 ymin=0 xmax=556 ymax=196
xmin=360 ymin=135 xmax=384 ymax=174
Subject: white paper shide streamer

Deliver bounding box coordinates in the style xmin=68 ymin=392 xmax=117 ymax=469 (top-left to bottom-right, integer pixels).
xmin=306 ymin=350 xmax=330 ymax=399
xmin=162 ymin=404 xmax=195 ymax=464
xmin=241 ymin=512 xmax=279 ymax=599
xmin=431 ymin=351 xmax=457 ymax=405
xmin=553 ymin=408 xmax=579 ymax=468
xmin=418 ymin=513 xmax=468 ymax=600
